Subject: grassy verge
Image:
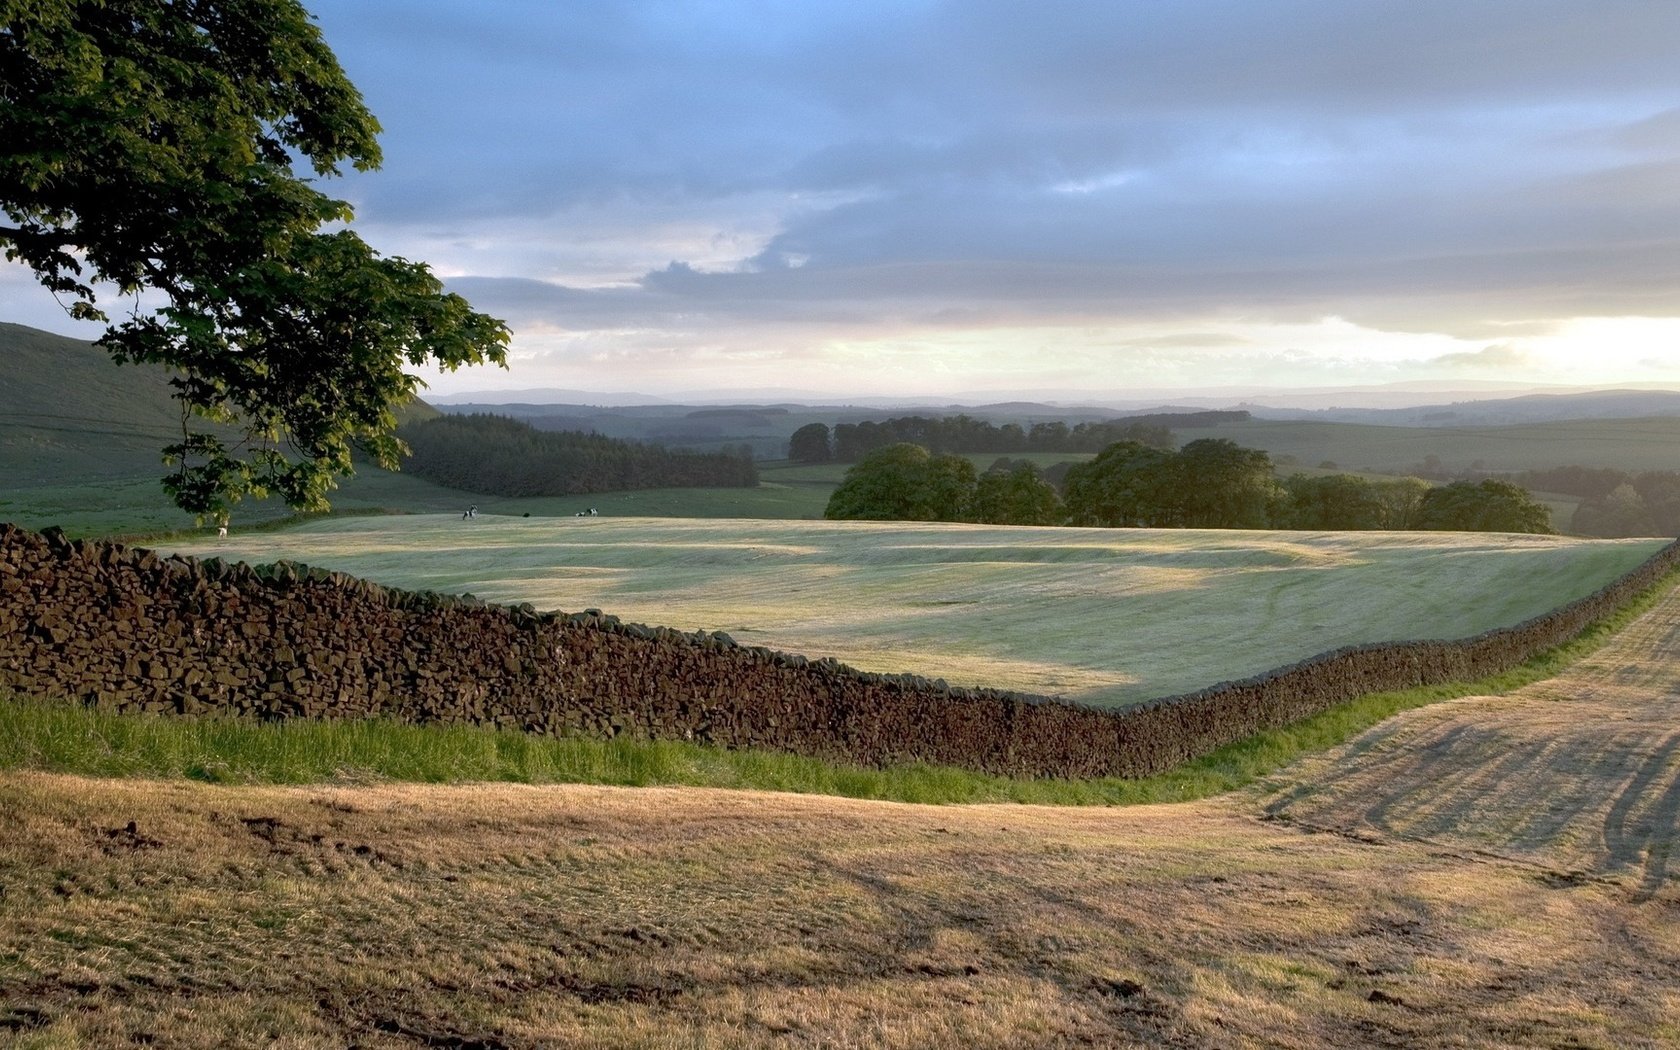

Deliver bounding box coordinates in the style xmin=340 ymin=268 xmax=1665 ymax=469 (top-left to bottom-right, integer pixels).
xmin=2 ymin=569 xmax=1674 ymax=805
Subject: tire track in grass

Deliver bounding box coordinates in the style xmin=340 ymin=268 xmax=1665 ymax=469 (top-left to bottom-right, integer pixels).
xmin=1601 ymin=731 xmax=1680 ymax=900
xmin=1261 ymin=580 xmax=1680 ymax=896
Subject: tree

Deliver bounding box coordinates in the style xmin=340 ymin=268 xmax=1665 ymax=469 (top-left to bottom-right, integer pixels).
xmin=1061 ymin=441 xmax=1174 ymax=527
xmin=1370 ymin=476 xmax=1432 ymax=529
xmin=824 ymin=443 xmax=976 ymax=521
xmin=1571 ymin=482 xmax=1658 ymax=538
xmin=1 ymin=1 xmax=509 ymax=518
xmin=1416 ymin=480 xmax=1554 ymax=534
xmin=1633 ymin=472 xmax=1680 ymax=536
xmin=1165 ymin=438 xmax=1280 ymax=529
xmin=786 ymin=422 xmax=832 ymax=463
xmin=1281 ymin=474 xmax=1385 ymax=530
xmin=971 ymin=463 xmax=1062 ymax=525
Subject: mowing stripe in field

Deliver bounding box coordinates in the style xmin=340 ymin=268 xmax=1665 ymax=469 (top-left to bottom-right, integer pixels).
xmin=166 ymin=517 xmax=1667 ymax=708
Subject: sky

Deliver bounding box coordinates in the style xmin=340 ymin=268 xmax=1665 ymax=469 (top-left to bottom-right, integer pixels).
xmin=6 ymin=0 xmax=1680 ymax=402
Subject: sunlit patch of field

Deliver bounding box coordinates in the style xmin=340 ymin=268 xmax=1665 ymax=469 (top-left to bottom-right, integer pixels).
xmin=169 ymin=517 xmax=1665 ymax=706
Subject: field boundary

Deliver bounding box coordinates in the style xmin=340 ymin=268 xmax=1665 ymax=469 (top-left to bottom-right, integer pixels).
xmin=2 ymin=522 xmax=1677 ymax=778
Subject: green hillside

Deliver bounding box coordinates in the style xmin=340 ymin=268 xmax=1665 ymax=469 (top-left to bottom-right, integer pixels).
xmin=1179 ymin=417 xmax=1680 ymax=475
xmin=0 ymin=321 xmax=184 ymax=483
xmin=6 ymin=320 xmax=1679 ymax=537
xmin=0 ymin=323 xmax=447 ymax=535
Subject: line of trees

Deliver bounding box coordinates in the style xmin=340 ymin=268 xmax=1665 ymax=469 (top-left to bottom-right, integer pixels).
xmin=398 ymin=414 xmax=758 ymax=496
xmin=1512 ymin=466 xmax=1680 ymax=538
xmin=788 ymin=412 xmax=1247 ymax=463
xmin=825 ymin=438 xmax=1556 ymax=534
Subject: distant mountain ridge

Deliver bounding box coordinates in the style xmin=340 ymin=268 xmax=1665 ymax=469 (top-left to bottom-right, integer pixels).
xmin=6 ymin=317 xmax=1679 ymax=479
xmin=1244 ymin=389 xmax=1680 ymax=427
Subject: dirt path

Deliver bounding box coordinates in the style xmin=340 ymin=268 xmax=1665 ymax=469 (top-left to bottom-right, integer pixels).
xmin=2 ymin=592 xmax=1679 ymax=1047
xmin=1260 ymin=583 xmax=1680 ymax=900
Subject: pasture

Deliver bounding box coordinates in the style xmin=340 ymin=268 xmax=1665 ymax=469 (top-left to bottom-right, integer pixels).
xmin=1177 ymin=416 xmax=1680 ymax=475
xmin=169 ymin=517 xmax=1664 ymax=708
xmin=5 ymin=580 xmax=1679 ymax=1047
xmin=0 ymin=459 xmax=847 ymax=539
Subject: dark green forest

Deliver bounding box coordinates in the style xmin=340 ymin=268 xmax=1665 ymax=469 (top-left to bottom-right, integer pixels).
xmin=788 ymin=411 xmax=1247 ymax=463
xmin=398 ymin=414 xmax=758 ymax=497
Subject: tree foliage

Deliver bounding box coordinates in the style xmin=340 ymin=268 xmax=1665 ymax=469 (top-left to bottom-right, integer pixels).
xmin=1514 ymin=466 xmax=1680 ymax=538
xmin=398 ymin=415 xmax=758 ymax=497
xmin=825 ymin=432 xmax=1571 ymax=536
xmin=0 ymin=0 xmax=509 ymax=518
xmin=827 ymin=413 xmax=1188 ymax=461
xmin=1061 ymin=438 xmax=1281 ymax=529
xmin=786 ymin=422 xmax=832 ymax=463
xmin=1169 ymin=438 xmax=1280 ymax=528
xmin=1416 ymin=480 xmax=1554 ymax=534
xmin=1061 ymin=442 xmax=1174 ymax=527
xmin=1280 ymin=474 xmax=1387 ymax=530
xmin=824 ymin=443 xmax=976 ymax=522
xmin=971 ymin=462 xmax=1062 ymax=525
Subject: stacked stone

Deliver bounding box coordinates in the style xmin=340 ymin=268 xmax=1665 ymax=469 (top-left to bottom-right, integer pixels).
xmin=2 ymin=521 xmax=1676 ymax=780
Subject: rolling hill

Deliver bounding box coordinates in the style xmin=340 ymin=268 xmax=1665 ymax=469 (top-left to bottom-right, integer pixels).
xmin=0 ymin=322 xmax=185 ymax=484
xmin=6 ymin=319 xmax=1680 ymax=537
xmin=1174 ymin=416 xmax=1680 ymax=476
xmin=0 ymin=323 xmax=446 ymax=535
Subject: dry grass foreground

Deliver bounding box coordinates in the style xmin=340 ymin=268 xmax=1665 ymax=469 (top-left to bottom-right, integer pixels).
xmin=4 ymin=596 xmax=1680 ymax=1047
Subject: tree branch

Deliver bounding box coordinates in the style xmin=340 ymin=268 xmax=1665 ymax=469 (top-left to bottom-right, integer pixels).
xmin=0 ymin=224 xmax=75 ymax=250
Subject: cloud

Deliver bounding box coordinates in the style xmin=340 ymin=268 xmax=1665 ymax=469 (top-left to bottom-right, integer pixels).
xmin=21 ymin=1 xmax=1680 ymax=395
xmin=1428 ymin=344 xmax=1534 ymax=370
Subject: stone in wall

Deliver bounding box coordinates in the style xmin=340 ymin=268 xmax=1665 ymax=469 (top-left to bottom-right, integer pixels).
xmin=1 ymin=521 xmax=1676 ymax=779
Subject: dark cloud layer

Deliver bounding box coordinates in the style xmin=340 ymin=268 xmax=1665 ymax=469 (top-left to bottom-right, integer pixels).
xmin=292 ymin=2 xmax=1680 ymax=389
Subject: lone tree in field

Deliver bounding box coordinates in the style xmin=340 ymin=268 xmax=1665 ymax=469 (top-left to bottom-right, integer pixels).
xmin=0 ymin=0 xmax=509 ymax=518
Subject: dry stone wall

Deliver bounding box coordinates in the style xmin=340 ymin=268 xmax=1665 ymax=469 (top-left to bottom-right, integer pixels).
xmin=2 ymin=522 xmax=1677 ymax=779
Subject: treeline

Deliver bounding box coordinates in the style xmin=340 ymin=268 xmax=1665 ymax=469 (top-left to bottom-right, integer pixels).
xmin=788 ymin=410 xmax=1248 ymax=463
xmin=825 ymin=439 xmax=1555 ymax=534
xmin=1509 ymin=466 xmax=1680 ymax=538
xmin=398 ymin=414 xmax=758 ymax=496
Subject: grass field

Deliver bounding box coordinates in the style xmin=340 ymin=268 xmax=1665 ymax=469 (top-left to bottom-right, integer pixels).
xmin=1179 ymin=416 xmax=1680 ymax=475
xmin=0 ymin=459 xmax=849 ymax=538
xmin=4 ymin=581 xmax=1678 ymax=1047
xmin=167 ymin=517 xmax=1664 ymax=708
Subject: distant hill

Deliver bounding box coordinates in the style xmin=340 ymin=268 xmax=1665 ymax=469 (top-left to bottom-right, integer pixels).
xmin=0 ymin=321 xmax=439 ymax=485
xmin=1247 ymin=389 xmax=1680 ymax=427
xmin=0 ymin=321 xmax=185 ymax=483
xmin=432 ymin=399 xmax=1253 ymax=460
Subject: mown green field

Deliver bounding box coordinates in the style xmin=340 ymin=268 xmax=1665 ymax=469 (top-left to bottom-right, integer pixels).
xmin=1179 ymin=417 xmax=1680 ymax=475
xmin=167 ymin=517 xmax=1664 ymax=708
xmin=0 ymin=459 xmax=847 ymax=538
xmin=0 ymin=453 xmax=1080 ymax=538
